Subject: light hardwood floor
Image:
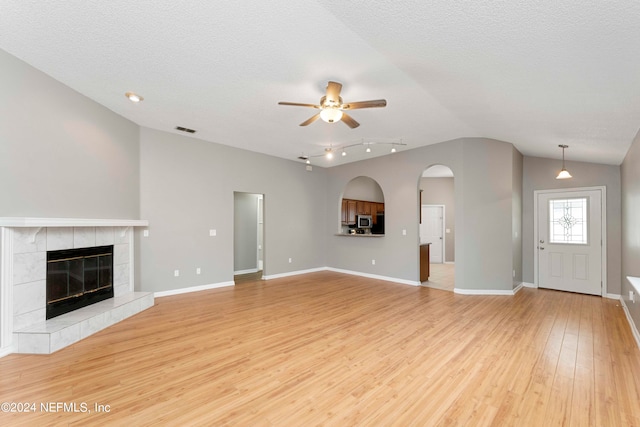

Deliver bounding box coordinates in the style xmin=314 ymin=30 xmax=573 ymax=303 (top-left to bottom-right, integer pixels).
xmin=1 ymin=271 xmax=639 ymax=426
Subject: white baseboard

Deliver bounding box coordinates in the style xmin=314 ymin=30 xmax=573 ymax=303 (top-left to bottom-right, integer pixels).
xmin=605 ymin=293 xmax=621 ymax=300
xmin=262 ymin=267 xmax=326 ymax=280
xmin=326 ymin=267 xmax=421 ymax=287
xmin=512 ymin=282 xmax=524 ymax=294
xmin=155 ymin=281 xmax=235 ymax=298
xmin=444 ymin=261 xmax=455 ymax=265
xmin=0 ymin=345 xmax=15 ymax=359
xmin=620 ymin=297 xmax=640 ymax=350
xmin=522 ymin=282 xmax=537 ymax=288
xmin=234 ymin=268 xmax=259 ymax=275
xmin=454 ymin=287 xmax=518 ymax=296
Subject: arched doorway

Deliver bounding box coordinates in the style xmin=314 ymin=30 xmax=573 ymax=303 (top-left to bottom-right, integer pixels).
xmin=419 ymin=165 xmax=455 ymax=291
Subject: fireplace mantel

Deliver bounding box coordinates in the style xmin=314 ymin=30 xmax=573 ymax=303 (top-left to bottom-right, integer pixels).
xmin=0 ymin=217 xmax=148 ymax=227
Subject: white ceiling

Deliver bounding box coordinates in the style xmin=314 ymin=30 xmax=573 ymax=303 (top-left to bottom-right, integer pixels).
xmin=2 ymin=0 xmax=639 ymax=168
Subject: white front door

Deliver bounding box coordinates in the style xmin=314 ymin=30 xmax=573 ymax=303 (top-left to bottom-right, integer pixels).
xmin=537 ymin=189 xmax=602 ymax=295
xmin=420 ymin=205 xmax=443 ymax=263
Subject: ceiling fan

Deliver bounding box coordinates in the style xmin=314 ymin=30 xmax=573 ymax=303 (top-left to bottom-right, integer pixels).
xmin=278 ymin=81 xmax=387 ymax=129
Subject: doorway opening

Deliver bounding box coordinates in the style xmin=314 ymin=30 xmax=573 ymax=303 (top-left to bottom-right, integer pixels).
xmin=233 ymin=192 xmax=264 ymax=284
xmin=419 ymin=165 xmax=455 ymax=291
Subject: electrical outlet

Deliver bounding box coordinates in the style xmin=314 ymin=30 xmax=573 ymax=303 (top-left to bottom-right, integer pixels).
xmin=174 ymin=270 xmax=180 ymax=277
xmin=209 ymin=229 xmax=216 ymax=237
xmin=143 ymin=230 xmax=149 ymax=237
xmin=513 ymin=270 xmax=516 ymax=278
xmin=288 ymin=258 xmax=292 ymax=263
xmin=631 ymin=290 xmax=635 ymax=303
xmin=372 ymin=259 xmax=376 ymax=265
xmin=402 ymin=229 xmax=407 ymax=236
xmin=196 ymin=267 xmax=201 ymax=275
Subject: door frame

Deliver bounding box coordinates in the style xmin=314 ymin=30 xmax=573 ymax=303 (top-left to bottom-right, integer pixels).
xmin=420 ymin=204 xmax=445 ymax=263
xmin=533 ymin=186 xmax=607 ymax=296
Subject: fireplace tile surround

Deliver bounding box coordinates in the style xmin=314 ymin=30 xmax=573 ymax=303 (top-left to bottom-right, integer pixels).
xmin=0 ymin=218 xmax=151 ymax=356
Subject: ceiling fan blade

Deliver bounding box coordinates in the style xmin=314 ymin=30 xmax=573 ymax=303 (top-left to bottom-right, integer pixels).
xmin=342 ymin=99 xmax=387 ymax=110
xmin=340 ymin=112 xmax=360 ymax=129
xmin=300 ymin=113 xmax=321 ymax=126
xmin=278 ymin=102 xmax=321 ymax=108
xmin=325 ymin=81 xmax=343 ymax=104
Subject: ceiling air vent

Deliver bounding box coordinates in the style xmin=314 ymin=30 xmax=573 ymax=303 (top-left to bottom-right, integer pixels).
xmin=175 ymin=126 xmax=196 ymax=134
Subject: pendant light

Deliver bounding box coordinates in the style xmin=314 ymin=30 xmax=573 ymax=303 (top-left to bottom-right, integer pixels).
xmin=556 ymin=144 xmax=572 ymax=179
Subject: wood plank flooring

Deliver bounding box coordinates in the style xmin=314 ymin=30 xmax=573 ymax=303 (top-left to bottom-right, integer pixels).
xmin=1 ymin=271 xmax=639 ymax=426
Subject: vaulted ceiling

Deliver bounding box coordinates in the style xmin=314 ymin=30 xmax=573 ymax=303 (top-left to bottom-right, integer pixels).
xmin=2 ymin=0 xmax=639 ymax=167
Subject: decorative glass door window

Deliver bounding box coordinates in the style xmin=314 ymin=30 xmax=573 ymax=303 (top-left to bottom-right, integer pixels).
xmin=549 ymin=198 xmax=588 ymax=244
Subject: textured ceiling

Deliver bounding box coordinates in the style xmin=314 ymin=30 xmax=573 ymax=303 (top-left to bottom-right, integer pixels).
xmin=1 ymin=0 xmax=639 ymax=167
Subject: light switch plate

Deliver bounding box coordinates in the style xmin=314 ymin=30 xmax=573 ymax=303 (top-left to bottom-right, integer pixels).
xmin=209 ymin=229 xmax=216 ymax=237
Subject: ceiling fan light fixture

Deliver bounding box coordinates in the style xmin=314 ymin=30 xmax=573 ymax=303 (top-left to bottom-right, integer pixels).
xmin=556 ymin=145 xmax=572 ymax=179
xmin=320 ymin=108 xmax=343 ymax=123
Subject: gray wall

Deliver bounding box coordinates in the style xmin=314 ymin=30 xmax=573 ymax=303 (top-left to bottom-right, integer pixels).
xmin=512 ymin=147 xmax=523 ymax=286
xmin=137 ymin=127 xmax=328 ymax=292
xmin=522 ymin=156 xmax=622 ymax=294
xmin=621 ymin=129 xmax=640 ymax=335
xmin=0 ymin=49 xmax=140 ymax=218
xmin=419 ymin=177 xmax=455 ymax=263
xmin=326 ymin=138 xmax=518 ymax=291
xmin=234 ymin=192 xmax=260 ymax=273
xmin=343 ymin=176 xmax=385 ymax=202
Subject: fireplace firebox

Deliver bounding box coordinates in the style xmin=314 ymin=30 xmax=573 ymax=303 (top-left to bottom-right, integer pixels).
xmin=46 ymin=245 xmax=114 ymax=319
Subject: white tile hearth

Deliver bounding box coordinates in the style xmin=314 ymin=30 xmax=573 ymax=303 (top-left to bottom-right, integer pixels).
xmin=1 ymin=218 xmax=150 ymax=357
xmin=14 ymin=292 xmax=154 ymax=354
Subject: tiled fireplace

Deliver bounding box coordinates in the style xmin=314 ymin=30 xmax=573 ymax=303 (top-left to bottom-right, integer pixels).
xmin=0 ymin=218 xmax=153 ymax=356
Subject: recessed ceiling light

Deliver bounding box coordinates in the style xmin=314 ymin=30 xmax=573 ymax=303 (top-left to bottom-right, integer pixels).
xmin=125 ymin=92 xmax=143 ymax=103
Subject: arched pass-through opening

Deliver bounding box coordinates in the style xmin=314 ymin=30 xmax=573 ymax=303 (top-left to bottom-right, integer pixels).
xmin=419 ymin=165 xmax=455 ymax=291
xmin=339 ymin=176 xmax=385 ymax=235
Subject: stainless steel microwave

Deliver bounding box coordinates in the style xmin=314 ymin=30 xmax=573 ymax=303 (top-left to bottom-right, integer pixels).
xmin=357 ymin=215 xmax=373 ymax=228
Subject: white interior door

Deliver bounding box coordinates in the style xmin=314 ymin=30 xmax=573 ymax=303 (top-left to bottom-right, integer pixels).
xmin=537 ymin=189 xmax=602 ymax=295
xmin=420 ymin=205 xmax=443 ymax=263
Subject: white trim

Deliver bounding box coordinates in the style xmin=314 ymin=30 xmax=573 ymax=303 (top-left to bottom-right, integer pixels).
xmin=128 ymin=229 xmax=135 ymax=293
xmin=605 ymin=293 xmax=621 ymax=300
xmin=326 ymin=267 xmax=421 ymax=286
xmin=263 ymin=267 xmax=327 ymax=280
xmin=522 ymin=282 xmax=538 ymax=288
xmin=0 ymin=217 xmax=148 ymax=227
xmin=444 ymin=261 xmax=455 ymax=265
xmin=0 ymin=345 xmax=15 ymax=358
xmin=620 ymin=297 xmax=640 ymax=350
xmin=533 ymin=186 xmax=607 ymax=296
xmin=234 ymin=268 xmax=260 ymax=275
xmin=154 ymin=281 xmax=235 ymax=298
xmin=454 ymin=287 xmax=519 ymax=296
xmin=512 ymin=283 xmax=524 ymax=294
xmin=0 ymin=228 xmax=14 ymax=354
